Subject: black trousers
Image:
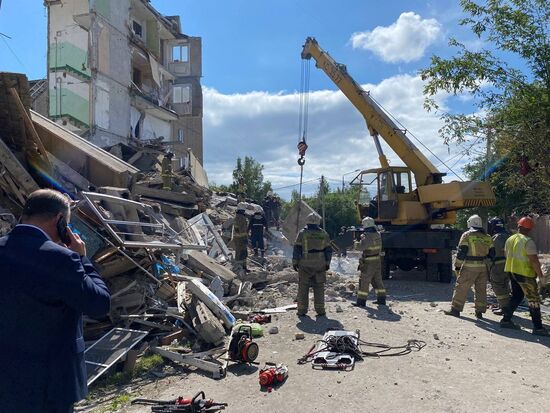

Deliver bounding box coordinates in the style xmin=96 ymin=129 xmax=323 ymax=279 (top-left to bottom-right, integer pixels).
xmin=507 ymin=273 xmax=543 ymax=329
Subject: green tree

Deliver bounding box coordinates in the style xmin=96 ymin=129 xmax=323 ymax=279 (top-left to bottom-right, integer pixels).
xmin=421 ymin=0 xmax=550 ymax=215
xmin=229 ymin=156 xmax=272 ymax=202
xmin=283 ymin=182 xmax=360 ymax=238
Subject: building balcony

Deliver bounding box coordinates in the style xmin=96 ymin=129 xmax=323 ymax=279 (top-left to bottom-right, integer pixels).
xmin=130 ymin=84 xmax=178 ymax=122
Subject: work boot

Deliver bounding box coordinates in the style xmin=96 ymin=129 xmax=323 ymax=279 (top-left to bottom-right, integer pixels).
xmin=499 ymin=319 xmax=520 ymax=329
xmin=444 ymin=308 xmax=460 ymax=318
xmin=532 ymin=327 xmax=550 ymax=336
xmin=475 ymin=311 xmax=484 ymax=319
xmin=354 ymin=298 xmax=367 ymax=307
xmin=375 ymin=297 xmax=386 ymax=306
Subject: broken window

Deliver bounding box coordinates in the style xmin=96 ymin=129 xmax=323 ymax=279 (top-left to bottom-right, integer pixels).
xmin=173 ymin=85 xmax=190 ymax=104
xmin=132 ymin=20 xmax=143 ymax=39
xmin=172 ymin=45 xmax=189 ymax=62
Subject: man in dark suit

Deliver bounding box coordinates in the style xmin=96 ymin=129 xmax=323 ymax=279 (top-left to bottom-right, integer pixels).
xmin=0 ymin=189 xmax=111 ymax=413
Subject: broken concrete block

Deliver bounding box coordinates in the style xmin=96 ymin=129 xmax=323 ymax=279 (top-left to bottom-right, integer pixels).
xmin=132 ymin=183 xmax=197 ymax=205
xmin=185 ymin=250 xmax=237 ymax=287
xmin=185 ymin=278 xmax=236 ymax=330
xmin=189 ymin=299 xmax=225 ymax=346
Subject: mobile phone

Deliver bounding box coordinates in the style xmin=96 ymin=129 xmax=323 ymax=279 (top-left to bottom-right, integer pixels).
xmin=57 ymin=216 xmax=71 ymax=245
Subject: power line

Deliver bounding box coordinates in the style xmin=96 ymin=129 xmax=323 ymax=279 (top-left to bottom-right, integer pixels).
xmin=368 ymin=94 xmax=464 ymax=181
xmin=0 ymin=34 xmax=27 ymax=70
xmin=273 ymin=177 xmax=320 ymax=191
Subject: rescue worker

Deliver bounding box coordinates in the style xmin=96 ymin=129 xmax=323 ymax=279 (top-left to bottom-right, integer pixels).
xmin=248 ymin=206 xmax=268 ymax=257
xmin=445 ymin=214 xmax=494 ymax=319
xmin=354 ymin=217 xmax=386 ymax=306
xmin=292 ymin=213 xmax=332 ymax=317
xmin=161 ymin=152 xmax=174 ymax=191
xmin=263 ymin=191 xmax=281 ymax=229
xmin=499 ymin=217 xmax=549 ymax=335
xmin=232 ymin=203 xmax=249 ymax=271
xmin=487 ymin=217 xmax=511 ymax=315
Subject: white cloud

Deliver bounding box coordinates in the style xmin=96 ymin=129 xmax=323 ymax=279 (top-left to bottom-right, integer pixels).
xmin=203 ymin=74 xmax=466 ymax=200
xmin=350 ymin=12 xmax=442 ymax=63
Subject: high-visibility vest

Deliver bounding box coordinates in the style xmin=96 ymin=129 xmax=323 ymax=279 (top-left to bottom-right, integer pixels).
xmin=504 ymin=233 xmax=536 ymax=277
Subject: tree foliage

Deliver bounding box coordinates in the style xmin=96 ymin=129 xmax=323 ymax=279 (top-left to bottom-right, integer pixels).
xmin=221 ymin=156 xmax=272 ymax=202
xmin=282 ymin=182 xmax=361 ymax=238
xmin=421 ymin=0 xmax=550 ymax=215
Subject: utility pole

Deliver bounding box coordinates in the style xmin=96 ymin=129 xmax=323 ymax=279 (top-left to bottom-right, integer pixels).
xmin=480 ymin=132 xmax=492 ymax=231
xmin=320 ymin=175 xmax=326 ymax=230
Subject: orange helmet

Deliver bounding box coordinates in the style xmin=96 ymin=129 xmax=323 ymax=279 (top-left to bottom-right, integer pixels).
xmin=517 ymin=216 xmax=534 ymax=230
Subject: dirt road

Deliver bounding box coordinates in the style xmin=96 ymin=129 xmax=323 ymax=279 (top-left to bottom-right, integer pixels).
xmin=85 ymin=270 xmax=550 ymax=413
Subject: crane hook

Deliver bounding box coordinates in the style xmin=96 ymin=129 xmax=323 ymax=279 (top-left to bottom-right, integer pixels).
xmin=297 ymin=141 xmax=308 ymax=166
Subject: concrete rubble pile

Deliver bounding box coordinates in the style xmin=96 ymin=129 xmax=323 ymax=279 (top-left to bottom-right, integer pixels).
xmin=0 ymin=72 xmax=359 ymax=384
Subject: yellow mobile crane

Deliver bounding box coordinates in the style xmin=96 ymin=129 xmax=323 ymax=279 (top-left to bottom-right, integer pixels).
xmin=301 ymin=37 xmax=495 ymax=282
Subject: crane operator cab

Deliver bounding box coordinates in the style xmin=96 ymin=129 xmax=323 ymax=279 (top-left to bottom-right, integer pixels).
xmin=352 ymin=167 xmax=414 ymax=222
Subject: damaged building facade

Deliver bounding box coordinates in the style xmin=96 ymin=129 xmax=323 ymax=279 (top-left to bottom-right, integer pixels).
xmin=41 ymin=0 xmax=203 ymax=166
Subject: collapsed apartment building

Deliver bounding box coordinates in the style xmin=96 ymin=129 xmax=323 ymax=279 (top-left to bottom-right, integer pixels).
xmin=34 ymin=0 xmax=203 ymax=170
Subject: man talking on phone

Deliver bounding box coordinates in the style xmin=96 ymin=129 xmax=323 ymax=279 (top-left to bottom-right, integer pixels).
xmin=0 ymin=189 xmax=111 ymax=413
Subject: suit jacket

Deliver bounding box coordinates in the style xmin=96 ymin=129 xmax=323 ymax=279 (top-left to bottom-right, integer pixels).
xmin=0 ymin=225 xmax=111 ymax=411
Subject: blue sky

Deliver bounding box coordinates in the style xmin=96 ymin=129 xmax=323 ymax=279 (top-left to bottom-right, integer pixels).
xmin=0 ymin=0 xmax=488 ymax=198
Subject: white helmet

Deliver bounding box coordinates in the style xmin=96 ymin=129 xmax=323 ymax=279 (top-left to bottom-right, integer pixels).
xmin=467 ymin=214 xmax=483 ymax=229
xmin=237 ymin=202 xmax=246 ymax=211
xmin=267 ymin=190 xmax=273 ymax=196
xmin=362 ymin=216 xmax=376 ymax=229
xmin=305 ymin=213 xmax=321 ymax=225
xmin=254 ymin=205 xmax=264 ymax=214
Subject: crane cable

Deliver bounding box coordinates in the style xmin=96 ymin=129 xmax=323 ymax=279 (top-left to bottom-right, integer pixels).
xmin=295 ymin=57 xmax=311 ymax=234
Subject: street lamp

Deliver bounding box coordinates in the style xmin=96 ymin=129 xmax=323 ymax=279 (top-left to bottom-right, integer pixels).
xmin=342 ymin=169 xmax=361 ymax=191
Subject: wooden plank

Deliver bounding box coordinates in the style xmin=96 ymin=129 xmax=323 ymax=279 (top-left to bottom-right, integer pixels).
xmin=0 ymin=138 xmax=39 ymax=196
xmin=8 ymin=88 xmax=50 ymax=164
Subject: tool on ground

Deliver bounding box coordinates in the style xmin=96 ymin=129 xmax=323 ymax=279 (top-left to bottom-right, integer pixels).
xmin=259 ymin=362 xmax=288 ymax=387
xmin=227 ymin=324 xmax=259 ymax=363
xmin=131 ymin=391 xmax=227 ymax=412
xmin=297 ymin=330 xmax=426 ymax=369
xmin=248 ymin=314 xmax=271 ymax=324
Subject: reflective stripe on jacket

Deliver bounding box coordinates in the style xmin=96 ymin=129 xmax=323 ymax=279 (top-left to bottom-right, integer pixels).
xmin=456 ymin=229 xmax=493 ymax=268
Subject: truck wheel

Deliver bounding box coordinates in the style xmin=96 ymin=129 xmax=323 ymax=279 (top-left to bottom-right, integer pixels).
xmin=438 ymin=264 xmax=453 ymax=283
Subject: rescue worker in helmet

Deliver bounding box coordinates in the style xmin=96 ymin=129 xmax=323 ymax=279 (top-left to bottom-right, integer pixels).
xmin=248 ymin=206 xmax=268 ymax=258
xmin=487 ymin=217 xmax=511 ymax=315
xmin=232 ymin=203 xmax=249 ymax=271
xmin=445 ymin=214 xmax=494 ymax=318
xmin=292 ymin=213 xmax=332 ymax=317
xmin=161 ymin=152 xmax=174 ymax=191
xmin=354 ymin=217 xmax=386 ymax=306
xmin=500 ymin=216 xmax=549 ymax=335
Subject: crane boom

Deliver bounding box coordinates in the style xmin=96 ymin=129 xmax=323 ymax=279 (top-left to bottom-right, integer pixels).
xmin=301 ymin=37 xmax=443 ymax=187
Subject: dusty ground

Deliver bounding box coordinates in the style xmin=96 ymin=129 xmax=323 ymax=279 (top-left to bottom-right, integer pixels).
xmin=81 ymin=268 xmax=550 ymax=413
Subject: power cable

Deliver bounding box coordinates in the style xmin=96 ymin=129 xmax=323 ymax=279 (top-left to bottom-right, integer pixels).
xmin=368 ymin=93 xmax=464 ymax=181
xmin=0 ymin=35 xmax=27 ymax=70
